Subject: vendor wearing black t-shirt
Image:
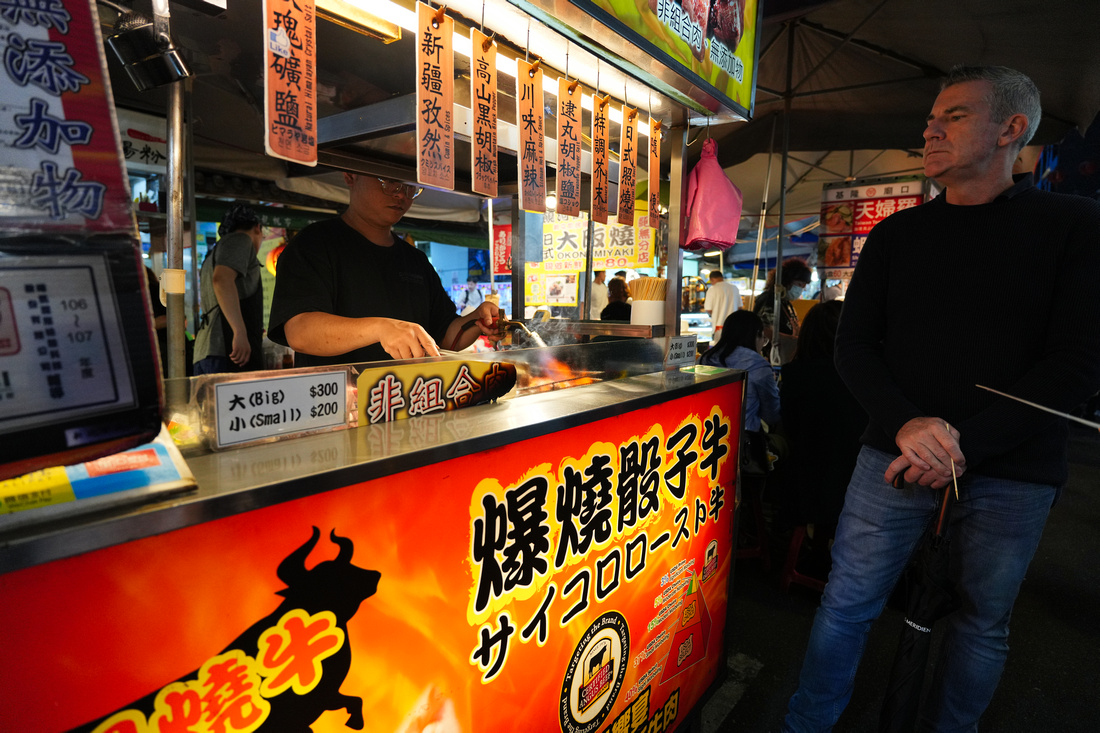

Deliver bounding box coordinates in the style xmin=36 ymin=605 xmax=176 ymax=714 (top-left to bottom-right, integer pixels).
xmin=268 ymin=173 xmax=500 ymax=366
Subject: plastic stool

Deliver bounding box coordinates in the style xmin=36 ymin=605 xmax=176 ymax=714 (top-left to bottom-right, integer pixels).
xmin=780 ymin=525 xmax=826 ymax=593
xmin=736 ymin=477 xmax=771 ymax=570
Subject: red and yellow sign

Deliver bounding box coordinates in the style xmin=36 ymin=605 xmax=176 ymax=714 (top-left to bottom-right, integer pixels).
xmin=818 ymin=176 xmax=927 ymax=294
xmin=557 ymin=78 xmax=583 ymax=218
xmin=0 ymin=384 xmax=741 ymax=733
xmin=591 ymin=95 xmax=610 ymax=225
xmin=263 ymin=0 xmax=317 ymax=165
xmin=471 ymin=29 xmax=497 ymax=198
xmin=492 ymin=224 xmax=512 ymax=276
xmin=356 ymin=360 xmax=516 ymax=425
xmin=517 ymin=59 xmax=546 ymax=213
xmin=617 ymin=106 xmax=638 ymax=226
xmin=416 ymin=2 xmax=454 ymax=190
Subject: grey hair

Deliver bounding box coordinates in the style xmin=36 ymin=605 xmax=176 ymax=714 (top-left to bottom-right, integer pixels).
xmin=942 ymin=65 xmax=1042 ymax=149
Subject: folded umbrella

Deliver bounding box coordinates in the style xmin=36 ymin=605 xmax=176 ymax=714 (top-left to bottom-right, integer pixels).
xmin=879 ymin=479 xmax=961 ymax=732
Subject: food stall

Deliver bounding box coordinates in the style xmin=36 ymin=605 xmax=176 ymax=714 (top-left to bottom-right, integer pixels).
xmin=0 ymin=0 xmax=762 ymax=730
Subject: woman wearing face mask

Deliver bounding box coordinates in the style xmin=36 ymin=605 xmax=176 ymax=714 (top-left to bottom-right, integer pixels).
xmin=753 ymin=257 xmax=813 ymax=342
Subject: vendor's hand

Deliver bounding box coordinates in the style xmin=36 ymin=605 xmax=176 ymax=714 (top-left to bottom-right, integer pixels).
xmin=377 ymin=318 xmax=440 ymax=360
xmin=230 ymin=329 xmax=251 ymax=367
xmin=885 ymin=417 xmax=965 ymax=488
xmin=471 ymin=301 xmax=502 ymax=342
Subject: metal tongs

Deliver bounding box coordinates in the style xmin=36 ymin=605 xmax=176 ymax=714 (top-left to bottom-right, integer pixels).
xmin=449 ymin=316 xmax=547 ymax=350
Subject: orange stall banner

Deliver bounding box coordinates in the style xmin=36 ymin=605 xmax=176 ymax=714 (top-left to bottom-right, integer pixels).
xmin=416 ymin=2 xmax=454 ymax=190
xmin=617 ymin=106 xmax=638 ymax=226
xmin=0 ymin=383 xmax=742 ymax=733
xmin=471 ymin=29 xmax=497 ymax=198
xmin=263 ymin=0 xmax=317 ymax=166
xmin=517 ymin=59 xmax=546 ymax=213
xmin=557 ymin=78 xmax=583 ymax=218
xmin=591 ymin=95 xmax=611 ymax=225
xmin=649 ymin=118 xmax=663 ymax=223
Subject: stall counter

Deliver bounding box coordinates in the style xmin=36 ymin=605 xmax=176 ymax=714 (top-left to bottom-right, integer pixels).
xmin=0 ymin=364 xmax=744 ymax=733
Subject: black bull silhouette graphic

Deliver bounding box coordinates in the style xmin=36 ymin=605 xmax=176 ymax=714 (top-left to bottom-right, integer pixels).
xmin=76 ymin=527 xmax=381 ymax=732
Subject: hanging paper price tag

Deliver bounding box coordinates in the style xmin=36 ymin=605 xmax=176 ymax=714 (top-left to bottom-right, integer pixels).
xmin=617 ymin=106 xmax=638 ymax=226
xmin=471 ymin=29 xmax=497 ymax=198
xmin=649 ymin=118 xmax=662 ymax=224
xmin=517 ymin=59 xmax=545 ymax=213
xmin=263 ymin=0 xmax=317 ymax=166
xmin=557 ymin=78 xmax=583 ymax=218
xmin=416 ymin=2 xmax=454 ymax=190
xmin=591 ymin=95 xmax=610 ymax=225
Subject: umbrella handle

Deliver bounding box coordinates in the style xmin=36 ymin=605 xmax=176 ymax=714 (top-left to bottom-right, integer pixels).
xmin=934 ymin=481 xmax=954 ymax=537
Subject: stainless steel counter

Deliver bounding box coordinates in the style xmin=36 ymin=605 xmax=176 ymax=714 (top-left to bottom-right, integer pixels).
xmin=0 ymin=342 xmax=741 ymax=576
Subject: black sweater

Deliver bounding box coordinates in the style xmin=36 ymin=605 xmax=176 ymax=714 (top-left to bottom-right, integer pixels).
xmin=835 ymin=176 xmax=1100 ymax=486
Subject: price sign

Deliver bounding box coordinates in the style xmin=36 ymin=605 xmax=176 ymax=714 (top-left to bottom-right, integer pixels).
xmin=213 ymin=371 xmax=347 ymax=449
xmin=665 ymin=335 xmax=698 ymax=369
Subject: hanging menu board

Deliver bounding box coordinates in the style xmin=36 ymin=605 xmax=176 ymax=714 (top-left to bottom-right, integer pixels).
xmin=471 ymin=29 xmax=498 ymax=198
xmin=517 ymin=59 xmax=546 ymax=213
xmin=262 ymin=0 xmax=318 ymax=165
xmin=557 ymin=79 xmax=583 ymax=218
xmin=591 ymin=95 xmax=610 ymax=225
xmin=649 ymin=118 xmax=663 ymax=222
xmin=618 ymin=106 xmax=638 ymax=226
xmin=416 ymin=2 xmax=454 ymax=190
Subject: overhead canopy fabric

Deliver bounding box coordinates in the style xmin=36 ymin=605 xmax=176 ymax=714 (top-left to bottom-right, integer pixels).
xmin=712 ymin=0 xmax=1100 ymax=168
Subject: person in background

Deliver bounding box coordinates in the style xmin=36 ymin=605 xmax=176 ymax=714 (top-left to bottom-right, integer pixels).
xmin=783 ymin=65 xmax=1100 ymax=731
xmin=704 ymin=269 xmax=742 ymax=343
xmin=145 ymin=265 xmax=169 ymax=376
xmin=779 ymin=300 xmax=866 ymax=547
xmin=821 ymin=284 xmax=843 ymax=302
xmin=268 ymin=174 xmax=499 ymax=366
xmin=600 ymin=277 xmax=632 ymax=321
xmin=457 ymin=278 xmax=484 ymax=315
xmin=193 ymin=205 xmax=265 ymax=375
xmin=590 ymin=270 xmax=608 ymax=319
xmin=699 ymin=310 xmax=779 ymax=433
xmin=753 ymin=257 xmax=812 ymax=340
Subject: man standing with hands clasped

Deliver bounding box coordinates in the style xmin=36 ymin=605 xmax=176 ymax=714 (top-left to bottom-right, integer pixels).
xmin=268 ymin=173 xmax=500 ymax=366
xmin=783 ymin=66 xmax=1100 ymax=731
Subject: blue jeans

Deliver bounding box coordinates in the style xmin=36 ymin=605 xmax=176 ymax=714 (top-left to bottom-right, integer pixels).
xmin=784 ymin=446 xmax=1055 ymax=733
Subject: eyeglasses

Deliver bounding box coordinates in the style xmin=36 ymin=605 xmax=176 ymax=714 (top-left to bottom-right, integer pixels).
xmin=376 ymin=177 xmax=424 ymax=199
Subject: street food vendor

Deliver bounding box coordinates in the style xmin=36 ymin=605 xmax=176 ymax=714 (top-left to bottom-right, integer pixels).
xmin=268 ymin=173 xmax=499 ymax=366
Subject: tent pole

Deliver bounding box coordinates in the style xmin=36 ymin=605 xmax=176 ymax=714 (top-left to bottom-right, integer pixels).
xmin=748 ymin=114 xmax=777 ymax=312
xmin=772 ymin=21 xmax=796 ymax=366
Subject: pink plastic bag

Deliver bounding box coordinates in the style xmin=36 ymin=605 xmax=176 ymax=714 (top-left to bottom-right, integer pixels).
xmin=683 ymin=137 xmax=743 ymax=252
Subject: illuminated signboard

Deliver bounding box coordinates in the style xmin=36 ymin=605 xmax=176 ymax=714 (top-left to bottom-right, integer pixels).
xmin=571 ymin=0 xmax=761 ymax=118
xmin=2 ymin=383 xmax=741 ymax=732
